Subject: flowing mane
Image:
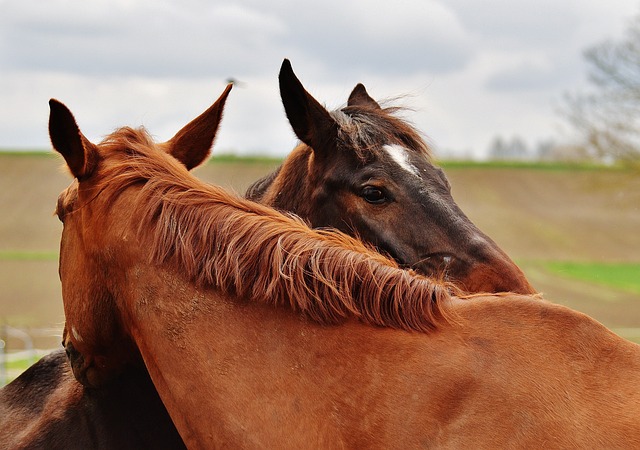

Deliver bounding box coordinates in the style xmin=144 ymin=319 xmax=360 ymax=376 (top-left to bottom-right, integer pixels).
xmin=95 ymin=126 xmax=454 ymax=332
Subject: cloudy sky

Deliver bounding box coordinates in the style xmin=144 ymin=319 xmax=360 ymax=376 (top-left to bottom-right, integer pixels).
xmin=1 ymin=0 xmax=638 ymax=159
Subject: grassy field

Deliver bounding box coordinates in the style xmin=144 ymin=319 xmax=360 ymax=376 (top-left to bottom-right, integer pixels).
xmin=0 ymin=251 xmax=59 ymax=261
xmin=542 ymin=261 xmax=640 ymax=294
xmin=0 ymin=152 xmax=638 ymax=375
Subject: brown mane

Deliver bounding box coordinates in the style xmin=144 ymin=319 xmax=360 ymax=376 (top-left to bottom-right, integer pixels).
xmin=332 ymin=104 xmax=433 ymax=161
xmin=95 ymin=126 xmax=454 ymax=332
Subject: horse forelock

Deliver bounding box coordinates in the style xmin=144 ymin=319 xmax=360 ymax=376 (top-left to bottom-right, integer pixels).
xmin=88 ymin=127 xmax=454 ymax=333
xmin=332 ymin=105 xmax=433 ymax=162
xmin=101 ymin=126 xmax=158 ymax=156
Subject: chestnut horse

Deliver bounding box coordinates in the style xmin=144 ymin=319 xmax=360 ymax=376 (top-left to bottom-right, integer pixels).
xmin=0 ymin=84 xmax=235 ymax=449
xmin=0 ymin=65 xmax=532 ymax=448
xmin=248 ymin=60 xmax=534 ymax=294
xmin=51 ymin=98 xmax=640 ymax=448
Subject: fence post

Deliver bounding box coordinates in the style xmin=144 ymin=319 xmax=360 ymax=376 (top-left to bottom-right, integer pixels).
xmin=0 ymin=322 xmax=6 ymax=386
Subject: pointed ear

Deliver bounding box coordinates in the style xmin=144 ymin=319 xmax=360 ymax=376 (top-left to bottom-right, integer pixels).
xmin=347 ymin=83 xmax=381 ymax=109
xmin=163 ymin=83 xmax=232 ymax=170
xmin=278 ymin=59 xmax=338 ymax=154
xmin=49 ymin=99 xmax=98 ymax=179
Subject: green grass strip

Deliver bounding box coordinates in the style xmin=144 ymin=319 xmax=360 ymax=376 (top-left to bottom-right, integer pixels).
xmin=0 ymin=150 xmax=636 ymax=170
xmin=0 ymin=251 xmax=59 ymax=261
xmin=437 ymin=160 xmax=627 ymax=171
xmin=5 ymin=356 xmax=39 ymax=371
xmin=542 ymin=261 xmax=640 ymax=294
xmin=206 ymin=153 xmax=284 ymax=164
xmin=0 ymin=150 xmax=57 ymax=157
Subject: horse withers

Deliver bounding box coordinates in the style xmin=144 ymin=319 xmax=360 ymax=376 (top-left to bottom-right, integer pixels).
xmin=51 ymin=97 xmax=640 ymax=448
xmin=248 ymin=59 xmax=534 ymax=294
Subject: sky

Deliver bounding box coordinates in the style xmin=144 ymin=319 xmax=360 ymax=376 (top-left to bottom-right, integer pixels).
xmin=1 ymin=0 xmax=638 ymax=159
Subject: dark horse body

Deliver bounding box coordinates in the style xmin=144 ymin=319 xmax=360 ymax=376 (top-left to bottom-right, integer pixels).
xmin=1 ymin=61 xmax=532 ymax=448
xmin=0 ymin=350 xmax=184 ymax=450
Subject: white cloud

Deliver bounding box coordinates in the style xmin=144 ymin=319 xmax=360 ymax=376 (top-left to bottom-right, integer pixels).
xmin=0 ymin=0 xmax=638 ymax=158
xmin=271 ymin=0 xmax=475 ymax=75
xmin=2 ymin=0 xmax=287 ymax=77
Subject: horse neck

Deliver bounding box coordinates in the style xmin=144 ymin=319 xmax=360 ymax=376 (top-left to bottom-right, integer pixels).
xmin=120 ymin=263 xmax=388 ymax=448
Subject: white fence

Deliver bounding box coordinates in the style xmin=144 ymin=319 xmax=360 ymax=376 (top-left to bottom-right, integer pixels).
xmin=0 ymin=325 xmax=61 ymax=386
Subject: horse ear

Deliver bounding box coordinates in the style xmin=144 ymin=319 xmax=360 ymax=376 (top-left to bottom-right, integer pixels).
xmin=163 ymin=83 xmax=233 ymax=170
xmin=347 ymin=83 xmax=381 ymax=109
xmin=49 ymin=99 xmax=98 ymax=179
xmin=278 ymin=59 xmax=338 ymax=154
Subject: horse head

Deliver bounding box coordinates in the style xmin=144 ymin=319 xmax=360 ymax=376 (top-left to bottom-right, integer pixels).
xmin=248 ymin=59 xmax=534 ymax=294
xmin=50 ymin=85 xmax=232 ymax=387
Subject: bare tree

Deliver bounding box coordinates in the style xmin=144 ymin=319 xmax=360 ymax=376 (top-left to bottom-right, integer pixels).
xmin=487 ymin=135 xmax=530 ymax=161
xmin=563 ymin=13 xmax=640 ymax=164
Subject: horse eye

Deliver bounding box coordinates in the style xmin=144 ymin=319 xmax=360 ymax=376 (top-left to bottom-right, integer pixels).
xmin=361 ymin=186 xmax=387 ymax=204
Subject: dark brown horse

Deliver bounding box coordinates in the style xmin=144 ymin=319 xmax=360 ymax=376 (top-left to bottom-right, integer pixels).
xmin=0 ymin=350 xmax=185 ymax=450
xmin=0 ymin=85 xmax=233 ymax=450
xmin=247 ymin=60 xmax=534 ymax=294
xmin=51 ymin=98 xmax=640 ymax=448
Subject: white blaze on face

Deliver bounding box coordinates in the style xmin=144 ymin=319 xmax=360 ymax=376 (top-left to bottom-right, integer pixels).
xmin=383 ymin=144 xmax=420 ymax=177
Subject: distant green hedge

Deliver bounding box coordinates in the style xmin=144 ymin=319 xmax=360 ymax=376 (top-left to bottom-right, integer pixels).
xmin=0 ymin=150 xmax=285 ymax=164
xmin=437 ymin=160 xmax=625 ymax=171
xmin=0 ymin=150 xmax=631 ymax=170
xmin=0 ymin=150 xmax=56 ymax=157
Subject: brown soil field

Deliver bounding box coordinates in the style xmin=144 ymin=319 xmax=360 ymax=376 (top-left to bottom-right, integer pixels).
xmin=1 ymin=153 xmax=638 ymax=349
